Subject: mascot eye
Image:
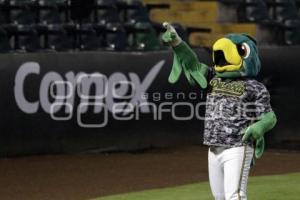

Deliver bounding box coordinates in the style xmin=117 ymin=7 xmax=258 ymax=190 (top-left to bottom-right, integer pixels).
xmin=237 ymin=43 xmax=251 ymax=58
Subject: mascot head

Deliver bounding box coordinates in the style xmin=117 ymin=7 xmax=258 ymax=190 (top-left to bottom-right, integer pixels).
xmin=212 ymin=33 xmax=260 ymax=78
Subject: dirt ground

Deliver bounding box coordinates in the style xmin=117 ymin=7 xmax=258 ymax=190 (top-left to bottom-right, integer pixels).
xmin=0 ymin=145 xmax=300 ymax=200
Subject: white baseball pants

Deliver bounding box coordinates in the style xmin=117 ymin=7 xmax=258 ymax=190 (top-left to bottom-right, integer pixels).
xmin=208 ymin=145 xmax=254 ymax=200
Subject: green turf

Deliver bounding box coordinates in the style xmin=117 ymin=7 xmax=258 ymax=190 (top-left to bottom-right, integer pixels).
xmin=92 ymin=173 xmax=300 ymax=200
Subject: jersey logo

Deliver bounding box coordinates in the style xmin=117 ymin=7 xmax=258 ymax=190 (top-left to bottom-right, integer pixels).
xmin=210 ymin=78 xmax=245 ymax=96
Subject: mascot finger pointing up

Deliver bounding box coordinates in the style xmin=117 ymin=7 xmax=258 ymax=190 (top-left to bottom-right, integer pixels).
xmin=162 ymin=22 xmax=277 ymax=200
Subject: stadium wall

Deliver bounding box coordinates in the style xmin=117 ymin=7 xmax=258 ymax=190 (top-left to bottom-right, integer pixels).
xmin=0 ymin=47 xmax=298 ymax=157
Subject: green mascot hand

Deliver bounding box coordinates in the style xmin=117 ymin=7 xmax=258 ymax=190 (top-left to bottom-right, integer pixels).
xmin=242 ymin=111 xmax=277 ymax=159
xmin=242 ymin=125 xmax=263 ymax=141
xmin=162 ymin=22 xmax=208 ymax=88
xmin=242 ymin=125 xmax=265 ymax=159
xmin=162 ymin=22 xmax=182 ymax=47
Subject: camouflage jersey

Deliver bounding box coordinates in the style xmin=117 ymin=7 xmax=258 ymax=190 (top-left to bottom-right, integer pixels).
xmin=203 ymin=77 xmax=273 ymax=147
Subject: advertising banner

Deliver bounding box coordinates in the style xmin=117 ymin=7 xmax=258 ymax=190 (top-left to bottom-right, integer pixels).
xmin=0 ymin=47 xmax=299 ymax=156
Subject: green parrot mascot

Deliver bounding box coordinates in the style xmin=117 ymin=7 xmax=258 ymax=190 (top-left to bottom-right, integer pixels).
xmin=162 ymin=22 xmax=277 ymax=200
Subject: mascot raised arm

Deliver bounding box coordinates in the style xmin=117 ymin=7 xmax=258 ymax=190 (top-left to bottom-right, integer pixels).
xmin=162 ymin=22 xmax=277 ymax=200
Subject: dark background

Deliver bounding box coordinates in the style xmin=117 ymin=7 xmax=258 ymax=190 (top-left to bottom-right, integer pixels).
xmin=0 ymin=47 xmax=299 ymax=157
